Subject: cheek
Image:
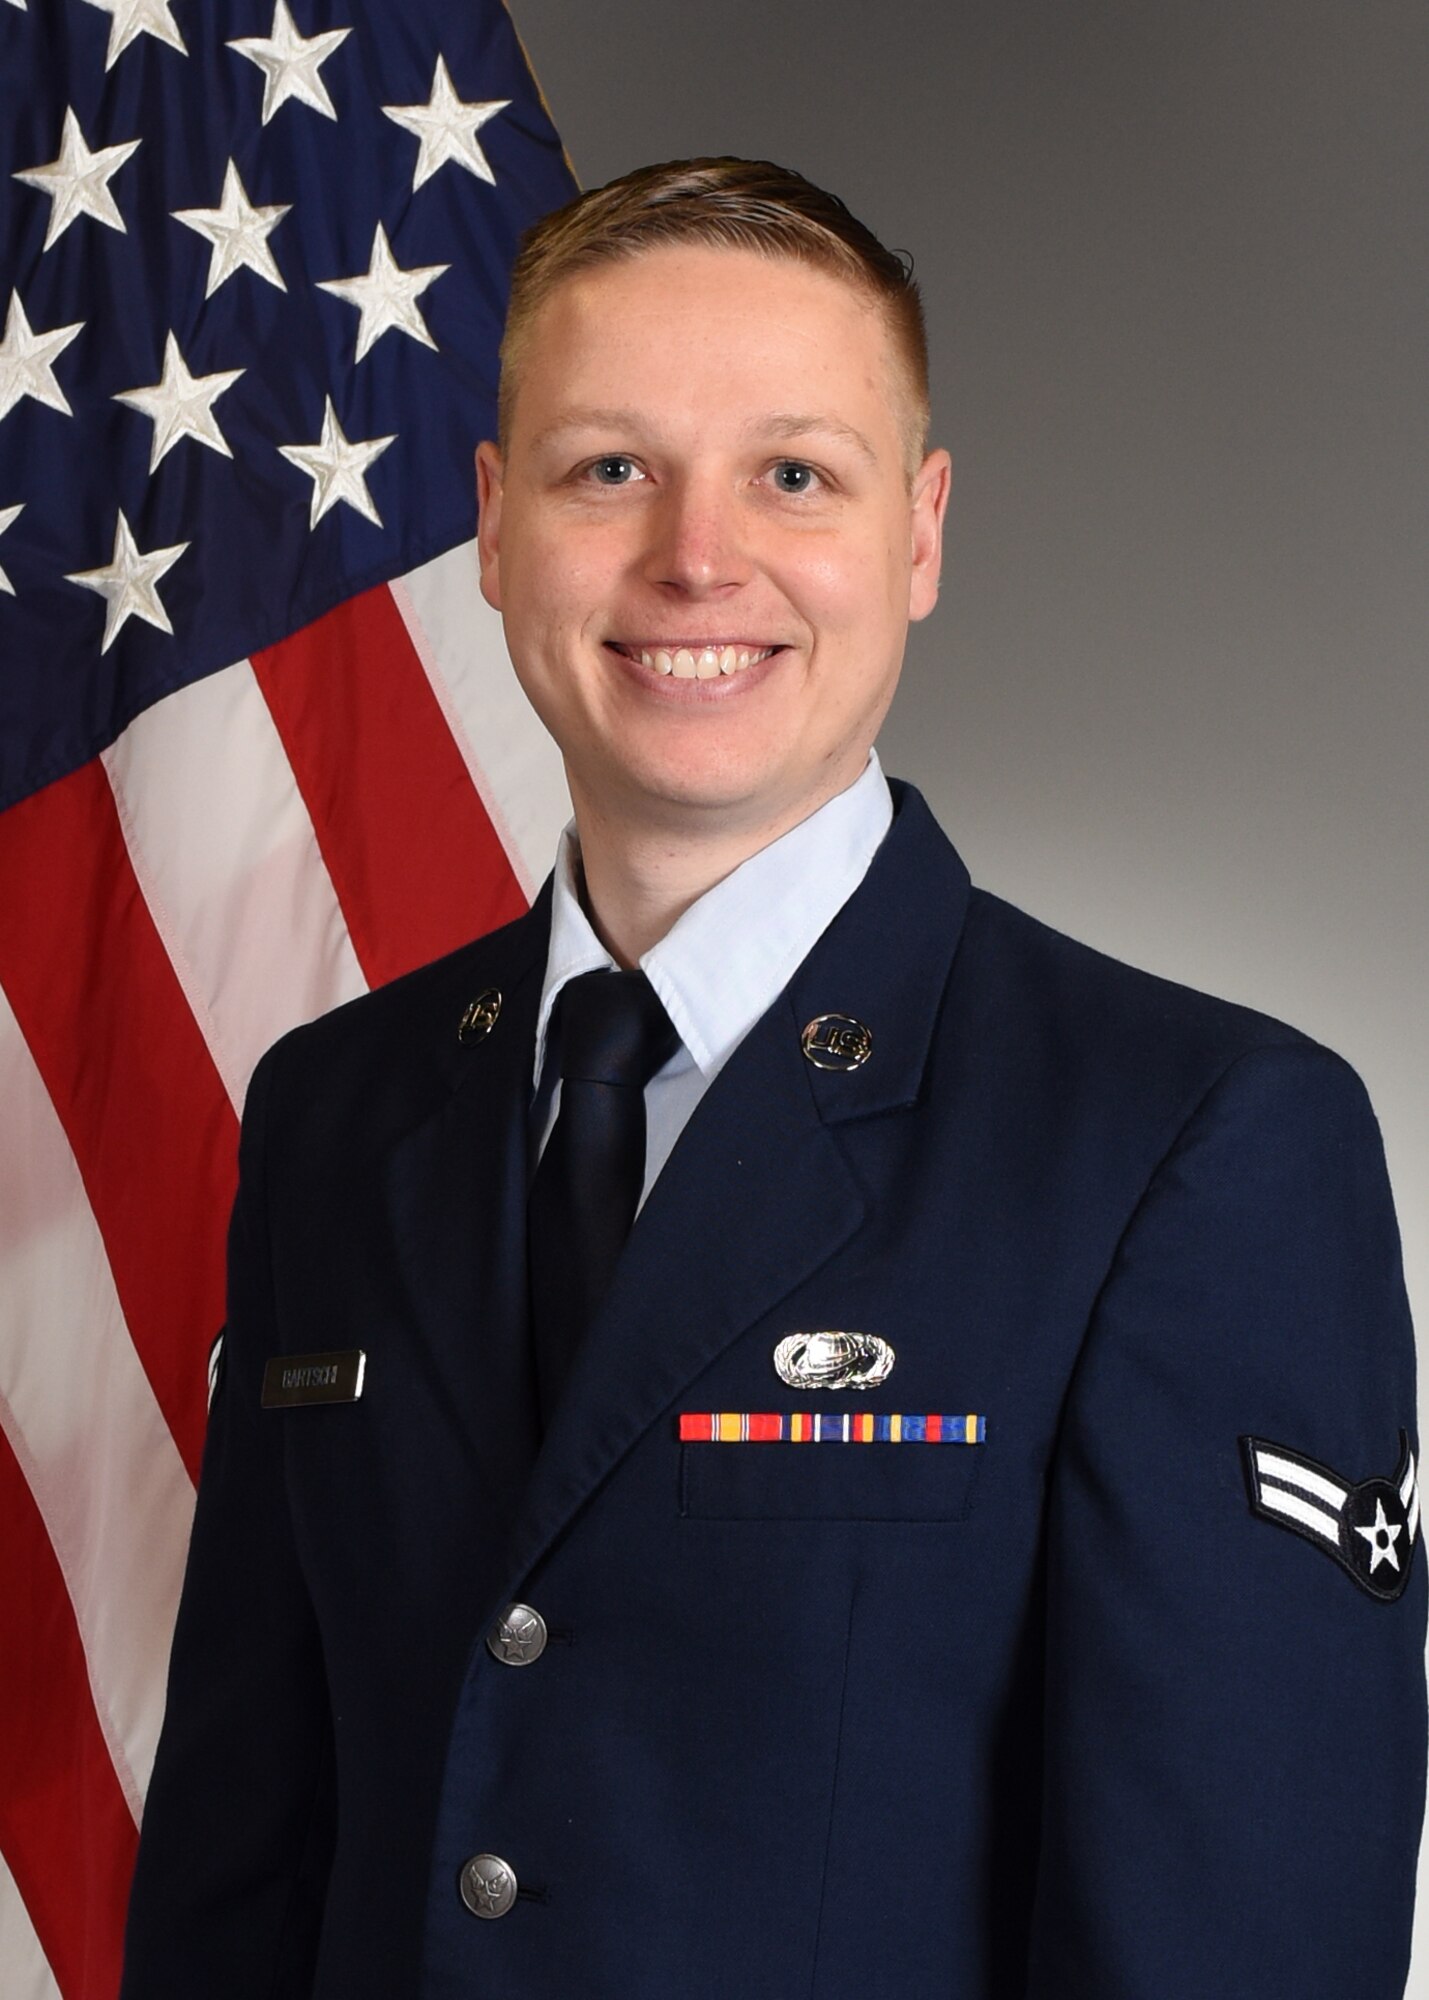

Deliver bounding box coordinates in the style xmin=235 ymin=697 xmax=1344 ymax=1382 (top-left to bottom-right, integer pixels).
xmin=788 ymin=540 xmax=895 ymax=634
xmin=504 ymin=533 xmax=607 ymax=645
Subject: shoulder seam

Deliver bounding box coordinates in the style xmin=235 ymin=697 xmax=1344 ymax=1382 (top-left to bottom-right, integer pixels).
xmin=1071 ymin=1037 xmax=1355 ymax=1383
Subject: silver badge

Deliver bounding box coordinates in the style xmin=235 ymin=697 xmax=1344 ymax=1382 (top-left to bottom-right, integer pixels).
xmin=773 ymin=1330 xmax=895 ymax=1390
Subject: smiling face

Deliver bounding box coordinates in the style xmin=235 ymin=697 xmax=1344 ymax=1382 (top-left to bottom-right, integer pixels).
xmin=476 ymin=243 xmax=950 ymax=847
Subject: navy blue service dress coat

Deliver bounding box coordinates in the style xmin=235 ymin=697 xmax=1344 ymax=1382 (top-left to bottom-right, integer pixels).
xmin=121 ymin=781 xmax=1426 ymax=1998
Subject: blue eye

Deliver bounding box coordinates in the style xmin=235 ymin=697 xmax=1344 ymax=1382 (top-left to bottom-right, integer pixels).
xmin=771 ymin=460 xmax=817 ymax=493
xmin=589 ymin=455 xmax=641 ymax=485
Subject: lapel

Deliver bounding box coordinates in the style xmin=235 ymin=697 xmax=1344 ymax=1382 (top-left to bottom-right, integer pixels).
xmin=498 ymin=783 xmax=973 ymax=1594
xmin=381 ymin=884 xmax=551 ymax=1524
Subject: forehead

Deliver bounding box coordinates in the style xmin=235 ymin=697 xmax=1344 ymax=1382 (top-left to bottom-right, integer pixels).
xmin=511 ymin=243 xmax=903 ymax=443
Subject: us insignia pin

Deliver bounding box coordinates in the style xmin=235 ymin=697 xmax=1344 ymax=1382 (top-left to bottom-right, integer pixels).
xmin=801 ymin=1014 xmax=873 ymax=1072
xmin=773 ymin=1330 xmax=894 ymax=1390
xmin=458 ymin=989 xmax=502 ymax=1045
xmin=1240 ymin=1429 xmax=1420 ymax=1602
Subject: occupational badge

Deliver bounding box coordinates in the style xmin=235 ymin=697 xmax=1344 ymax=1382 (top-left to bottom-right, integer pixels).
xmin=1240 ymin=1429 xmax=1420 ymax=1603
xmin=773 ymin=1329 xmax=894 ymax=1390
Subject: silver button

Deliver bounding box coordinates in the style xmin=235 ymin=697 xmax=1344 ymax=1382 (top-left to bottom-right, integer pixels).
xmin=486 ymin=1602 xmax=548 ymax=1667
xmin=460 ymin=1852 xmax=518 ymax=1919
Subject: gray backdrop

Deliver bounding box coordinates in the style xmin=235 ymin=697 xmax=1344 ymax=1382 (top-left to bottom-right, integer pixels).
xmin=510 ymin=0 xmax=1429 ymax=1978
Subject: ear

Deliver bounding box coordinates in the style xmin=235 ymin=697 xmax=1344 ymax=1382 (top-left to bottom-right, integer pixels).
xmin=907 ymin=447 xmax=952 ymax=623
xmin=475 ymin=440 xmax=504 ymax=612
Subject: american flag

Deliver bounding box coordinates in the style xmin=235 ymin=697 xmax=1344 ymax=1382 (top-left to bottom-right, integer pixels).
xmin=0 ymin=3 xmax=574 ymax=1992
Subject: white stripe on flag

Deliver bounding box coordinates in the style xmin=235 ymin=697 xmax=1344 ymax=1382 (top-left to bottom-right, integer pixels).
xmin=102 ymin=660 xmax=368 ymax=1114
xmin=394 ymin=548 xmax=570 ymax=898
xmin=0 ymin=1852 xmax=61 ymax=2000
xmin=1403 ymin=1455 xmax=1420 ymax=1541
xmin=1253 ymin=1448 xmax=1348 ymax=1513
xmin=1256 ymin=1482 xmax=1342 ymax=1547
xmin=0 ymin=984 xmax=194 ymax=1811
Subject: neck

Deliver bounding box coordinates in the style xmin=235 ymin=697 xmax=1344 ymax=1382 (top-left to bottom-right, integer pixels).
xmin=569 ymin=770 xmax=864 ymax=967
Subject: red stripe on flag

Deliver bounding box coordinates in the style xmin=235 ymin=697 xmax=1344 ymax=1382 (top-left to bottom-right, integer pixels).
xmin=0 ymin=763 xmax=235 ymax=1482
xmin=0 ymin=1424 xmax=138 ymax=2000
xmin=252 ymin=584 xmax=528 ymax=988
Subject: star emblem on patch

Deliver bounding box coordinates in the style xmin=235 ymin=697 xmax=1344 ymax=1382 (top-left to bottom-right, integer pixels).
xmin=1240 ymin=1429 xmax=1420 ymax=1602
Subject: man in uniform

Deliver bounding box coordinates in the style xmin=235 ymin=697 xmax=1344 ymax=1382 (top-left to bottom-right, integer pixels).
xmin=121 ymin=158 xmax=1426 ymax=1998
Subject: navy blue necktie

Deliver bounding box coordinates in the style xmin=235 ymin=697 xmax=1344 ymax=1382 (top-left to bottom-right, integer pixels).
xmin=529 ymin=969 xmax=679 ymax=1423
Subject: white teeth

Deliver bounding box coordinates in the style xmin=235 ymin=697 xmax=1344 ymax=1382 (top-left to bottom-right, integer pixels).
xmin=629 ymin=644 xmax=777 ymax=676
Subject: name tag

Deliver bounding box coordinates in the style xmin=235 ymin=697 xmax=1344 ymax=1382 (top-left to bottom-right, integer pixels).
xmin=261 ymin=1349 xmax=366 ymax=1409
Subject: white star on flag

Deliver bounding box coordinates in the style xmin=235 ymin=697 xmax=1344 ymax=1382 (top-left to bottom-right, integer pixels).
xmin=13 ymin=107 xmax=141 ymax=253
xmin=317 ymin=223 xmax=449 ymax=363
xmin=0 ymin=503 xmax=23 ymax=594
xmin=1354 ymin=1497 xmax=1403 ymax=1574
xmin=5 ymin=0 xmax=29 ymax=12
xmin=0 ymin=290 xmax=85 ymax=424
xmin=227 ymin=0 xmax=350 ymax=125
xmin=64 ymin=509 xmax=189 ymax=653
xmin=382 ymin=57 xmax=509 ymax=193
xmin=172 ymin=160 xmax=291 ymax=298
xmin=113 ymin=332 xmax=244 ymax=471
xmin=279 ymin=396 xmax=394 ymax=528
xmin=80 ymin=0 xmax=187 ymax=69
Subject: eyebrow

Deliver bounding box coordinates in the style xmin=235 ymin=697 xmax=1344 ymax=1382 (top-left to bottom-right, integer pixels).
xmin=527 ymin=408 xmax=648 ymax=453
xmin=752 ymin=413 xmax=878 ymax=464
xmin=526 ymin=407 xmax=880 ymax=465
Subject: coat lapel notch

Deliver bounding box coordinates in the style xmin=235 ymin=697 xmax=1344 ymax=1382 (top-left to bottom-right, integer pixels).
xmin=788 ymin=779 xmax=972 ymax=1127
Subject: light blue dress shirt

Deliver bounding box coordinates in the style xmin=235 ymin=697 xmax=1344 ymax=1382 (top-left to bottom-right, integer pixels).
xmin=532 ymin=752 xmax=894 ymax=1207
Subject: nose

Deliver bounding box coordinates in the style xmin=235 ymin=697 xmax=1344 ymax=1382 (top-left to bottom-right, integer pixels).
xmin=640 ymin=472 xmax=750 ymax=598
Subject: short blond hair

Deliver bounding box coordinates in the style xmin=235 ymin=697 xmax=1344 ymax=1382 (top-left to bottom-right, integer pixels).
xmin=498 ymin=156 xmax=931 ymax=474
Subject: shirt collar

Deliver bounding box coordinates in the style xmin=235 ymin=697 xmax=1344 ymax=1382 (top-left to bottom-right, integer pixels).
xmin=533 ymin=752 xmax=893 ymax=1090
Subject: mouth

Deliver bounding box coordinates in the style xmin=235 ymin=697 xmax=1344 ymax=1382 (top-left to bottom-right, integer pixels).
xmin=605 ymin=641 xmax=785 ymax=679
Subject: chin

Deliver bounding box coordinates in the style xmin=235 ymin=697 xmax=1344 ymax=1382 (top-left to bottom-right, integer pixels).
xmin=600 ymin=752 xmax=787 ymax=825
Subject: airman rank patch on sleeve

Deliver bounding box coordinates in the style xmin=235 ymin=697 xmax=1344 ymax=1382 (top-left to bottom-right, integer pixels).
xmin=1240 ymin=1429 xmax=1420 ymax=1603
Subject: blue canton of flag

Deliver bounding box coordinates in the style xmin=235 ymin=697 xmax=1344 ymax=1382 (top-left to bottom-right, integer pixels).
xmin=0 ymin=0 xmax=575 ymax=811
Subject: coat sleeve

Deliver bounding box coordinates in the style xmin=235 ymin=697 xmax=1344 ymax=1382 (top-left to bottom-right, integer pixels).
xmin=120 ymin=1037 xmax=334 ymax=1999
xmin=1026 ymin=1041 xmax=1426 ymax=1999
